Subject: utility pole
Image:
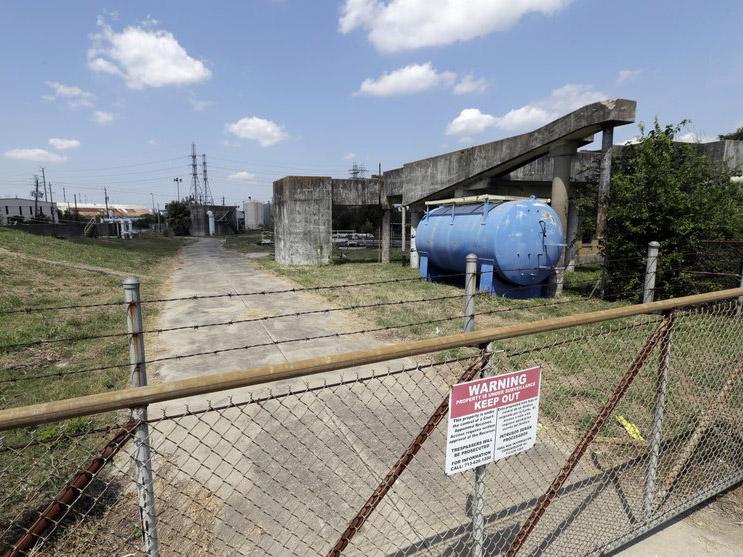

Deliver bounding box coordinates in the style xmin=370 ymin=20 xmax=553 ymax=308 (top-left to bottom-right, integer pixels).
xmin=33 ymin=175 xmax=40 ymax=218
xmin=41 ymin=167 xmax=48 ymax=202
xmin=222 ymin=196 xmax=225 ymax=206
xmin=104 ymin=187 xmax=110 ymax=218
xmin=151 ymin=193 xmax=156 ymax=224
xmin=173 ymin=177 xmax=182 ymax=200
xmin=48 ymin=182 xmax=57 ymax=235
xmin=74 ymin=193 xmax=79 ymax=221
xmin=62 ymin=186 xmax=67 ymax=204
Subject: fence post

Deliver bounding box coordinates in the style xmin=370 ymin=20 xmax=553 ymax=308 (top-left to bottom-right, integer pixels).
xmin=642 ymin=310 xmax=674 ymax=517
xmin=464 ymin=253 xmax=487 ymax=556
xmin=554 ymin=267 xmax=564 ymax=297
xmin=736 ymin=263 xmax=743 ymax=318
xmin=464 ymin=254 xmax=477 ymax=333
xmin=643 ymin=241 xmax=660 ymax=304
xmin=123 ymin=277 xmax=161 ymax=557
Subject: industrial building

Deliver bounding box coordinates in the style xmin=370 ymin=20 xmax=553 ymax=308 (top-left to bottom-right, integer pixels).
xmin=0 ymin=197 xmax=59 ymax=225
xmin=242 ymin=201 xmax=273 ymax=230
xmin=272 ymin=99 xmax=743 ymax=269
xmin=56 ymin=202 xmax=152 ymax=220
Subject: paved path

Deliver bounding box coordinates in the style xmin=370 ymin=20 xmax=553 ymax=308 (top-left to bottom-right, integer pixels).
xmin=148 ymin=237 xmax=412 ymax=411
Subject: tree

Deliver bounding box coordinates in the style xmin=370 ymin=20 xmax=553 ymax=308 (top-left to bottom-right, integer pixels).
xmin=719 ymin=127 xmax=743 ymax=141
xmin=165 ymin=200 xmax=191 ymax=236
xmin=603 ymin=120 xmax=743 ymax=300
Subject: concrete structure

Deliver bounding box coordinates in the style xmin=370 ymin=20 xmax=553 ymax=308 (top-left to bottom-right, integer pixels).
xmin=190 ymin=204 xmax=238 ymax=237
xmin=0 ymin=197 xmax=58 ymax=225
xmin=272 ymin=99 xmax=743 ymax=267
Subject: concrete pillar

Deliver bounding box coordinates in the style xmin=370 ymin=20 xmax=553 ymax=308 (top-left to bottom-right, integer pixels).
xmin=409 ymin=209 xmax=421 ymax=269
xmin=596 ymin=126 xmax=614 ymax=242
xmin=550 ymin=142 xmax=579 ymax=269
xmin=400 ymin=206 xmax=407 ymax=252
xmin=381 ymin=208 xmax=391 ymax=264
xmin=273 ymin=177 xmax=332 ymax=265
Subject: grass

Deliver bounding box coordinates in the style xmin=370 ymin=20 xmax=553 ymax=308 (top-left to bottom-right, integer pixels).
xmin=254 ymin=255 xmax=739 ymax=445
xmin=0 ymin=229 xmax=187 ymax=539
xmin=0 ymin=229 xmax=188 ymax=409
xmin=223 ymin=229 xmax=274 ymax=254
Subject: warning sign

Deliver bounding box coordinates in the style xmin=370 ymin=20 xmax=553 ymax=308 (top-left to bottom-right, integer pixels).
xmin=445 ymin=366 xmax=541 ymax=475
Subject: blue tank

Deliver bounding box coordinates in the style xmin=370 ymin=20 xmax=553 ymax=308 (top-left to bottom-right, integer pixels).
xmin=415 ymin=197 xmax=564 ymax=298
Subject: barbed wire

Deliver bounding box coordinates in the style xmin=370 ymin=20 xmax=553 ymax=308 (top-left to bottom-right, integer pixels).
xmin=0 ymin=270 xmax=635 ymax=350
xmin=0 ymin=293 xmax=609 ymax=385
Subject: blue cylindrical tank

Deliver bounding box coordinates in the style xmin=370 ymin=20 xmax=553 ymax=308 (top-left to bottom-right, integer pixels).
xmin=415 ymin=197 xmax=564 ymax=296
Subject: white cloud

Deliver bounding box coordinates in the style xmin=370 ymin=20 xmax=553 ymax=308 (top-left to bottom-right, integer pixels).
xmin=343 ymin=152 xmax=357 ymax=160
xmin=93 ymin=110 xmax=115 ymax=125
xmin=225 ymin=116 xmax=288 ymax=147
xmin=616 ymin=69 xmax=642 ymax=84
xmin=676 ymin=132 xmax=714 ymax=143
xmin=446 ymin=108 xmax=497 ymax=140
xmin=88 ymin=16 xmax=212 ymax=89
xmin=189 ymin=94 xmax=213 ymax=111
xmin=339 ymin=0 xmax=572 ymax=53
xmin=44 ymin=81 xmax=95 ymax=108
xmin=48 ymin=138 xmax=81 ymax=151
xmin=226 ymin=171 xmax=257 ymax=182
xmin=355 ymin=62 xmax=455 ymax=96
xmin=445 ymin=83 xmax=606 ymax=139
xmin=453 ymin=75 xmax=488 ymax=95
xmin=5 ymin=148 xmax=67 ymax=163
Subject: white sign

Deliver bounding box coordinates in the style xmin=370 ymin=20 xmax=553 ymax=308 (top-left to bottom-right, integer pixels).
xmin=445 ymin=366 xmax=541 ymax=475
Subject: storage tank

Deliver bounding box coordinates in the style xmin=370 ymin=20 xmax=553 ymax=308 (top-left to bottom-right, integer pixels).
xmin=415 ymin=197 xmax=564 ymax=298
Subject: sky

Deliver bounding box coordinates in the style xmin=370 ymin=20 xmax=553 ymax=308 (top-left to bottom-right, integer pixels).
xmin=0 ymin=0 xmax=741 ymax=207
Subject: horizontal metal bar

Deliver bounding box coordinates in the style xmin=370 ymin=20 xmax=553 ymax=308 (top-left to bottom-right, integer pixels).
xmin=0 ymin=287 xmax=739 ymax=431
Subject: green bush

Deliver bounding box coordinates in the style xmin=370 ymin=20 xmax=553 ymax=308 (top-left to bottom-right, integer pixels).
xmin=603 ymin=120 xmax=743 ymax=300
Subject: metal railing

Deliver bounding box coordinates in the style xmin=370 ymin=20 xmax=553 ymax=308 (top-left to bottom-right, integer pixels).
xmin=0 ymin=280 xmax=740 ymax=555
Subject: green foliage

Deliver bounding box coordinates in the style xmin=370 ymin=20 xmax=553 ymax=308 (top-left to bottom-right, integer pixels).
xmin=719 ymin=126 xmax=743 ymax=141
xmin=603 ymin=120 xmax=743 ymax=300
xmin=166 ymin=199 xmax=191 ymax=236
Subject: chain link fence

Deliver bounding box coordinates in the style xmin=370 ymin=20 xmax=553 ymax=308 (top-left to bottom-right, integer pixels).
xmin=0 ymin=293 xmax=740 ymax=556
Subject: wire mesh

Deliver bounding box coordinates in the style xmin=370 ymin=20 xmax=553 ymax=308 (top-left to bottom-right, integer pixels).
xmin=0 ymin=300 xmax=740 ymax=556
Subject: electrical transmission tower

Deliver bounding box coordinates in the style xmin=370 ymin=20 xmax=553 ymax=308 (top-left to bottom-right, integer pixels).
xmin=201 ymin=153 xmax=214 ymax=205
xmin=190 ymin=143 xmax=202 ymax=204
xmin=349 ymin=162 xmax=368 ymax=179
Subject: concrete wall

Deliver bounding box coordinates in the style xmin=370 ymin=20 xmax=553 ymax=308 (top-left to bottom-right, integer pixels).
xmin=274 ymin=177 xmax=333 ymax=265
xmin=331 ymin=178 xmax=381 ymax=206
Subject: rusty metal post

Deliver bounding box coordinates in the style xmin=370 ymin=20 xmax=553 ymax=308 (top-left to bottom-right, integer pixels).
xmin=643 ymin=241 xmax=660 ymax=304
xmin=642 ymin=311 xmax=674 ymax=517
xmin=124 ymin=277 xmax=161 ymax=557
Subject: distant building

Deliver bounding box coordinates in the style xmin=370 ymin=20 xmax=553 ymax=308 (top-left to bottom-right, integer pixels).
xmin=0 ymin=197 xmax=58 ymax=225
xmin=243 ymin=201 xmax=273 ymax=230
xmin=57 ymin=202 xmax=152 ymax=220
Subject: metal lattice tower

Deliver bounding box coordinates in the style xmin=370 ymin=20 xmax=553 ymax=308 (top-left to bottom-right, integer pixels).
xmin=201 ymin=154 xmax=214 ymax=205
xmin=190 ymin=143 xmax=201 ymax=204
xmin=349 ymin=162 xmax=368 ymax=179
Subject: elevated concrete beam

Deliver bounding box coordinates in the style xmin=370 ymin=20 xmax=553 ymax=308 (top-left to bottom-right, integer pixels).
xmin=402 ymin=99 xmax=636 ymax=205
